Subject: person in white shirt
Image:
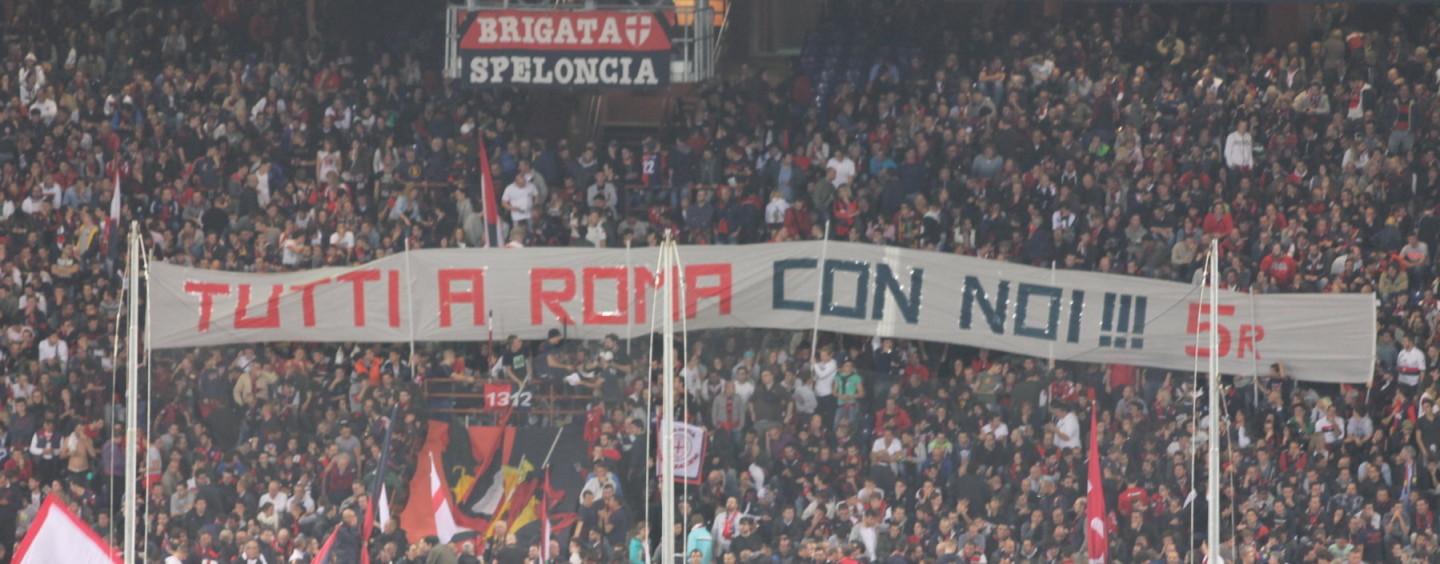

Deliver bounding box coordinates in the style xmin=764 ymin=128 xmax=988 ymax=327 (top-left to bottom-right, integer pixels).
xmin=733 ymin=367 xmax=756 ymax=403
xmin=811 ymin=348 xmax=838 ymax=422
xmin=501 ymin=174 xmax=539 ymax=226
xmin=1048 ymin=403 xmax=1081 ymax=450
xmin=1224 ymin=120 xmax=1254 ymax=169
xmin=29 ymin=91 xmax=58 ymax=124
xmin=1314 ymin=403 xmax=1346 ymax=446
xmin=581 ymin=210 xmax=609 ymax=247
xmin=765 ymin=190 xmax=791 ymax=225
xmin=825 ymin=150 xmax=856 ymax=187
xmin=1398 ymin=336 xmax=1425 ymax=387
xmin=315 ymin=139 xmax=342 ymax=183
xmin=9 ymin=374 xmax=35 ymax=402
xmin=329 ymin=225 xmax=356 ymax=250
xmin=281 ymin=229 xmax=306 ymax=267
xmin=37 ymin=333 xmax=68 ymax=368
xmin=164 ymin=545 xmax=191 ymax=564
xmin=871 ymin=427 xmax=903 ymax=473
xmin=849 ymin=512 xmax=882 ymax=561
xmin=258 ymin=480 xmax=292 ymax=515
xmin=980 ymin=414 xmax=1010 ymax=440
xmin=237 ymin=540 xmax=272 ymax=564
xmin=712 ymin=496 xmax=745 ymax=554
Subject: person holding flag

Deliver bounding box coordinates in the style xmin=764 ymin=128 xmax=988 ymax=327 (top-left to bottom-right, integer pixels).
xmin=314 ymin=406 xmax=400 ymax=563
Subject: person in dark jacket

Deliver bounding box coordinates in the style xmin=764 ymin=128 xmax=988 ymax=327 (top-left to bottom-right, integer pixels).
xmin=325 ymin=507 xmax=362 ymax=564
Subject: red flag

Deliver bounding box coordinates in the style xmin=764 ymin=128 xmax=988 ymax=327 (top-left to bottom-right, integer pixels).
xmin=311 ymin=524 xmax=339 ymax=564
xmin=1086 ymin=409 xmax=1108 ymax=564
xmin=360 ymin=491 xmax=375 ymax=564
xmin=477 ymin=132 xmax=500 ymax=247
xmin=311 ymin=508 xmax=372 ymax=564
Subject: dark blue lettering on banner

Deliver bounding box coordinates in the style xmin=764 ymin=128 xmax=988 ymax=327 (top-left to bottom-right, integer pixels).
xmin=1014 ymin=283 xmax=1062 ymax=341
xmin=961 ymin=278 xmax=1093 ymax=343
xmin=822 ymin=260 xmax=869 ymax=319
xmin=960 ymin=277 xmax=1009 ymax=334
xmin=773 ymin=259 xmax=818 ymax=312
xmin=1098 ymin=292 xmax=1148 ymax=349
xmin=773 ymin=259 xmax=925 ymax=324
xmin=872 ymin=264 xmax=923 ymax=324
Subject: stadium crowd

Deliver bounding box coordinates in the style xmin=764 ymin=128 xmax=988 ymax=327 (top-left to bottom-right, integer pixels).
xmin=3 ymin=0 xmax=1440 ymax=563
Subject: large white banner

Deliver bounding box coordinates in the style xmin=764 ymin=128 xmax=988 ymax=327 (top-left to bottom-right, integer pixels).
xmin=148 ymin=242 xmax=1376 ymax=382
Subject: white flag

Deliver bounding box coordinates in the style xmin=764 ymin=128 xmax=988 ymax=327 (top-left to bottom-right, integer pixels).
xmin=656 ymin=421 xmax=707 ymax=484
xmin=377 ymin=483 xmax=391 ymax=529
xmin=16 ymin=495 xmax=119 ymax=564
xmin=429 ymin=453 xmax=469 ymax=543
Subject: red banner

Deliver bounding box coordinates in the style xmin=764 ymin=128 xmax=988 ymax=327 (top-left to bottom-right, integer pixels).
xmin=455 ymin=10 xmax=672 ymax=87
xmin=459 ymin=10 xmax=672 ymax=51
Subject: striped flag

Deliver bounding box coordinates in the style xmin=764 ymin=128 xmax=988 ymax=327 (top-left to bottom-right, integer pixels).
xmin=477 ymin=132 xmax=501 ymax=247
xmin=430 ymin=452 xmax=470 ymax=543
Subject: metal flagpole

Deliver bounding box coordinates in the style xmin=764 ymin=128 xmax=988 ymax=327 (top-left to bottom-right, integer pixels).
xmin=404 ymin=238 xmax=417 ymax=362
xmin=123 ymin=222 xmax=140 ymax=564
xmin=1206 ymin=239 xmax=1223 ymax=564
xmin=809 ymin=221 xmax=831 ymax=362
xmin=1248 ymin=290 xmax=1260 ymax=408
xmin=659 ymin=233 xmax=677 ymax=564
xmin=141 ymin=239 xmax=155 ymax=553
xmin=626 ymin=240 xmax=634 ymax=358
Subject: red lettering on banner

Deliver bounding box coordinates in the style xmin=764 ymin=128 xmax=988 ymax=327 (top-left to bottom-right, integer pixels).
xmin=1238 ymin=324 xmax=1265 ymax=359
xmin=583 ymin=267 xmax=628 ymax=324
xmin=632 ymin=266 xmax=679 ymax=324
xmin=1185 ymin=302 xmax=1236 ymax=358
xmin=388 ymin=270 xmax=401 ymax=328
xmin=288 ymin=278 xmax=333 ymax=327
xmin=184 ymin=281 xmax=231 ymax=332
xmin=234 ymin=284 xmax=283 ymax=329
xmin=438 ymin=269 xmax=486 ymax=327
xmin=685 ymin=264 xmax=733 ymax=318
xmin=531 ymin=268 xmax=576 ymax=325
xmin=335 ymin=270 xmax=381 ymax=326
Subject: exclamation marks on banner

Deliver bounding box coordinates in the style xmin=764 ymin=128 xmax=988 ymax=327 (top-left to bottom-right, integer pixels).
xmin=1099 ymin=292 xmax=1147 ymax=350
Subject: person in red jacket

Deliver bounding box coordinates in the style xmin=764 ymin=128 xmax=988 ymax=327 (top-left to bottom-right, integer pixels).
xmin=1259 ymin=244 xmax=1298 ymax=287
xmin=784 ymin=198 xmax=816 ymax=240
xmin=1202 ymin=203 xmax=1233 ymax=236
xmin=873 ymin=398 xmax=913 ymax=435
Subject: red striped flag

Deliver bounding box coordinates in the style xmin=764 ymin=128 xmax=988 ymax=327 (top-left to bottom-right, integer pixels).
xmin=478 ymin=132 xmax=500 ymax=247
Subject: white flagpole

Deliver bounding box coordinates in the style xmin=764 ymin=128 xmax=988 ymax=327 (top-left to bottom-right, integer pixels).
xmin=626 ymin=240 xmax=634 ymax=358
xmin=404 ymin=237 xmax=417 ymax=363
xmin=660 ymin=233 xmax=677 ymax=564
xmin=1206 ymin=239 xmax=1223 ymax=564
xmin=123 ymin=222 xmax=140 ymax=564
xmin=809 ymin=221 xmax=831 ymax=362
